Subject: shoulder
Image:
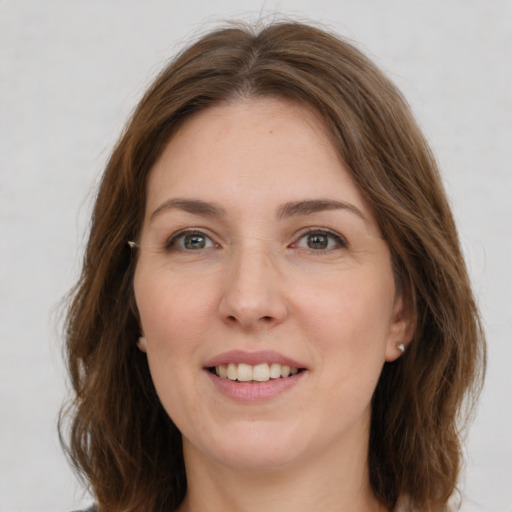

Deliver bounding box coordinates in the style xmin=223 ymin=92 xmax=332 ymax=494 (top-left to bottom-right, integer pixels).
xmin=395 ymin=495 xmax=490 ymax=512
xmin=71 ymin=506 xmax=97 ymax=512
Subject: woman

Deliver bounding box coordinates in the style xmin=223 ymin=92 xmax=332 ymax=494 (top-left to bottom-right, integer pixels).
xmin=61 ymin=21 xmax=485 ymax=512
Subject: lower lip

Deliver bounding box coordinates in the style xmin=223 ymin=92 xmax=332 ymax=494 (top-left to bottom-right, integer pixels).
xmin=205 ymin=370 xmax=307 ymax=403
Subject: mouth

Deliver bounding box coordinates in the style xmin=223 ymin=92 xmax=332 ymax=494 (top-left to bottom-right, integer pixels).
xmin=208 ymin=363 xmax=305 ymax=382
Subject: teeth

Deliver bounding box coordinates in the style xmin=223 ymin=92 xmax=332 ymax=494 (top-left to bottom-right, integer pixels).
xmin=218 ymin=364 xmax=228 ymax=378
xmin=227 ymin=363 xmax=237 ymax=380
xmin=214 ymin=363 xmax=301 ymax=382
xmin=269 ymin=363 xmax=282 ymax=379
xmin=252 ymin=363 xmax=269 ymax=382
xmin=237 ymin=363 xmax=253 ymax=382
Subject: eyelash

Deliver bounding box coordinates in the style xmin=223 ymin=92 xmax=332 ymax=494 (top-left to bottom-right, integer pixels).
xmin=165 ymin=229 xmax=218 ymax=251
xmin=164 ymin=228 xmax=348 ymax=252
xmin=292 ymin=228 xmax=348 ymax=252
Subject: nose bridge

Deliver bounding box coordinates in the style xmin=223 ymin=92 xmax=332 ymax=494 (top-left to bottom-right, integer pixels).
xmin=219 ymin=237 xmax=286 ymax=328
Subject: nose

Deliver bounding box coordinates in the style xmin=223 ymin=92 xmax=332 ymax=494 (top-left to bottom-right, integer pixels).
xmin=218 ymin=245 xmax=288 ymax=330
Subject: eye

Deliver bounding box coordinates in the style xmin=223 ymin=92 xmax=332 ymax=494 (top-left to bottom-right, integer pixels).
xmin=293 ymin=229 xmax=347 ymax=251
xmin=166 ymin=230 xmax=217 ymax=251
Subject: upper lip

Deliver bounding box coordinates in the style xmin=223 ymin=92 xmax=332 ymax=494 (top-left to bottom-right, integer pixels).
xmin=204 ymin=350 xmax=307 ymax=369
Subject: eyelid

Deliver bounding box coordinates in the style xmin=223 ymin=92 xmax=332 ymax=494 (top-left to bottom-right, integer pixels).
xmin=290 ymin=228 xmax=348 ymax=250
xmin=165 ymin=228 xmax=219 ymax=250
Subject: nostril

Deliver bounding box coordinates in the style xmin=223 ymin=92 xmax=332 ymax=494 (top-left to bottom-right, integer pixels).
xmin=225 ymin=314 xmax=273 ymax=324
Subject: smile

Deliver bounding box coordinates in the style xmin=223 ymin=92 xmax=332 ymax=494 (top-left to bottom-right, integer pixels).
xmin=211 ymin=363 xmax=302 ymax=382
xmin=204 ymin=351 xmax=308 ymax=401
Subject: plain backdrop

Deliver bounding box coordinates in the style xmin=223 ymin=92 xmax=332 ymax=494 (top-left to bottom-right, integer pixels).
xmin=1 ymin=1 xmax=511 ymax=511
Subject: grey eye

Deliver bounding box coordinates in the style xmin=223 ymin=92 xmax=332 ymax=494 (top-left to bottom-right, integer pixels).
xmin=183 ymin=233 xmax=209 ymax=249
xmin=295 ymin=230 xmax=346 ymax=251
xmin=306 ymin=233 xmax=330 ymax=250
xmin=167 ymin=231 xmax=216 ymax=251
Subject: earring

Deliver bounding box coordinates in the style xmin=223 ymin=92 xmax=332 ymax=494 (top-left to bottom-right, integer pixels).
xmin=137 ymin=336 xmax=147 ymax=352
xmin=397 ymin=343 xmax=405 ymax=353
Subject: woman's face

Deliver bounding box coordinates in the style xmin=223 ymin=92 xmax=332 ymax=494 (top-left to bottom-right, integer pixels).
xmin=134 ymin=98 xmax=411 ymax=472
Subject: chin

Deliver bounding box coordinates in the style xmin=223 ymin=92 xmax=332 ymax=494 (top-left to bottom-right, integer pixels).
xmin=213 ymin=446 xmax=300 ymax=473
xmin=186 ymin=421 xmax=310 ymax=472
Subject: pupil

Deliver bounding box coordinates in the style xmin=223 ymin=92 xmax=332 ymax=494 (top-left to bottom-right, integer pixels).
xmin=184 ymin=234 xmax=205 ymax=249
xmin=308 ymin=234 xmax=328 ymax=249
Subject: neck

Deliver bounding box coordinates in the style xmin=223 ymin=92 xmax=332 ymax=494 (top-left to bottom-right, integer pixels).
xmin=177 ymin=433 xmax=388 ymax=512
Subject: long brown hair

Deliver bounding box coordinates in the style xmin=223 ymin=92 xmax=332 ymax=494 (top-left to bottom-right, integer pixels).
xmin=60 ymin=21 xmax=485 ymax=512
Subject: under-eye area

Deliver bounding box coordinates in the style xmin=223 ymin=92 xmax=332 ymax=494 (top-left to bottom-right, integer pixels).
xmin=207 ymin=363 xmax=306 ymax=382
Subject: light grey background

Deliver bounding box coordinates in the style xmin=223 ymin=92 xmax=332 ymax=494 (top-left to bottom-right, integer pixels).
xmin=1 ymin=1 xmax=511 ymax=511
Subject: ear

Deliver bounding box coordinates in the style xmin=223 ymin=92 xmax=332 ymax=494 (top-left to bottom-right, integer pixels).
xmin=137 ymin=336 xmax=147 ymax=353
xmin=130 ymin=293 xmax=146 ymax=352
xmin=385 ymin=292 xmax=415 ymax=362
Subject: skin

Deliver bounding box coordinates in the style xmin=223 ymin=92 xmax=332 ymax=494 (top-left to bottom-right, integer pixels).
xmin=133 ymin=97 xmax=413 ymax=512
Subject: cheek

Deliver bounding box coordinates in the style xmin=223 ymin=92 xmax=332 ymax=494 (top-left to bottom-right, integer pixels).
xmin=297 ymin=272 xmax=395 ymax=346
xmin=133 ymin=269 xmax=220 ymax=412
xmin=133 ymin=269 xmax=211 ymax=416
xmin=134 ymin=265 xmax=218 ymax=342
xmin=293 ymin=269 xmax=396 ymax=407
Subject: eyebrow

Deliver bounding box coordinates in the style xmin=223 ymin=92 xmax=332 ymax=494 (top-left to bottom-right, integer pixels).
xmin=276 ymin=199 xmax=367 ymax=222
xmin=149 ymin=197 xmax=367 ymax=223
xmin=150 ymin=198 xmax=226 ymax=221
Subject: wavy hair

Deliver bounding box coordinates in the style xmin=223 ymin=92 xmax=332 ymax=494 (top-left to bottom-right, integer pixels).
xmin=60 ymin=21 xmax=485 ymax=512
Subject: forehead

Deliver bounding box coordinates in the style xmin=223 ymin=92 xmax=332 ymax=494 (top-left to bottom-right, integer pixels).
xmin=144 ymin=97 xmax=375 ymax=225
